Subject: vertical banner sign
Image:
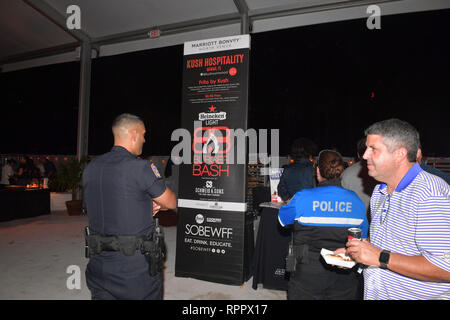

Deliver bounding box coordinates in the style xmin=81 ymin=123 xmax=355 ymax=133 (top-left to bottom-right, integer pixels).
xmin=175 ymin=35 xmax=251 ymax=285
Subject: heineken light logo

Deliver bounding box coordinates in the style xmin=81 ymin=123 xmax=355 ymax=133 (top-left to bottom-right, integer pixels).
xmin=199 ymin=111 xmax=227 ymax=121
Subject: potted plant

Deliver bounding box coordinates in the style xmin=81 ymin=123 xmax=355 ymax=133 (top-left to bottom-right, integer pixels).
xmin=49 ymin=157 xmax=88 ymax=215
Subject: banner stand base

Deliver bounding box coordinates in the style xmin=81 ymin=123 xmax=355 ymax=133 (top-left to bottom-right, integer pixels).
xmin=174 ymin=210 xmax=255 ymax=286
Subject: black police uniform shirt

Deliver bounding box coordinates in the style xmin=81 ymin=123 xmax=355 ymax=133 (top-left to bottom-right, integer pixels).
xmin=82 ymin=145 xmax=166 ymax=237
xmin=82 ymin=146 xmax=167 ymax=298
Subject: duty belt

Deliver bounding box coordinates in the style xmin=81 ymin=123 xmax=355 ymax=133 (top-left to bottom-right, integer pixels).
xmin=84 ymin=219 xmax=166 ymax=276
xmin=84 ymin=231 xmax=149 ymax=257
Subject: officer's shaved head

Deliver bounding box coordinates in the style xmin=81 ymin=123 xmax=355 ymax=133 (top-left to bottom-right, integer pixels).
xmin=112 ymin=113 xmax=144 ymax=137
xmin=112 ymin=113 xmax=146 ymax=155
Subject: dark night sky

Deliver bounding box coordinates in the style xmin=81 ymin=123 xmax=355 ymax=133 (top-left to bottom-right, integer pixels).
xmin=1 ymin=9 xmax=449 ymax=157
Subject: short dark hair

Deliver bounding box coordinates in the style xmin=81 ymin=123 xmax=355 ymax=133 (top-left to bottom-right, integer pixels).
xmin=318 ymin=150 xmax=344 ymax=180
xmin=290 ymin=137 xmax=317 ymax=160
xmin=364 ymin=118 xmax=419 ymax=162
xmin=112 ymin=113 xmax=143 ymax=133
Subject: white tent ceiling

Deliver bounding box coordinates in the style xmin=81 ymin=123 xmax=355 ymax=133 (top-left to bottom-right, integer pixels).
xmin=1 ymin=0 xmax=449 ymax=72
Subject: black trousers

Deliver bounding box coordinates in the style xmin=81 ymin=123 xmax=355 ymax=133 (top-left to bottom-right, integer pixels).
xmin=85 ymin=252 xmax=163 ymax=300
xmin=287 ymin=255 xmax=363 ymax=300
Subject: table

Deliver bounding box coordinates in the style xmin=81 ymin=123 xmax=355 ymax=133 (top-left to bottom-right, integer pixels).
xmin=0 ymin=187 xmax=51 ymax=222
xmin=252 ymin=202 xmax=291 ymax=291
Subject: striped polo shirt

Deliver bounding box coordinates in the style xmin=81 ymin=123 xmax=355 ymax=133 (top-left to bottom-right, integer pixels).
xmin=364 ymin=162 xmax=450 ymax=300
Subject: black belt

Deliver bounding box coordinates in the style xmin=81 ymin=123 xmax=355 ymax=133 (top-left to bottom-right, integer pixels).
xmin=84 ymin=221 xmax=166 ymax=276
xmin=85 ymin=233 xmax=151 ymax=257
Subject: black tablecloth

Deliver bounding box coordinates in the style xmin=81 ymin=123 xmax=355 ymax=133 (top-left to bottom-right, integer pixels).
xmin=0 ymin=187 xmax=51 ymax=222
xmin=252 ymin=206 xmax=291 ymax=291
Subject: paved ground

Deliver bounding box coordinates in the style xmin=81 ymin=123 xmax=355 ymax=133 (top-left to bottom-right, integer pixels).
xmin=0 ymin=211 xmax=286 ymax=300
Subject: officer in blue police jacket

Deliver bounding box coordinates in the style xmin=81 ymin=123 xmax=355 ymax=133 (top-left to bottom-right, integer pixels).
xmin=279 ymin=150 xmax=368 ymax=300
xmin=83 ymin=113 xmax=176 ymax=300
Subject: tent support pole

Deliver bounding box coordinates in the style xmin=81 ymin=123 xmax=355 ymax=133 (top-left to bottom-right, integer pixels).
xmin=76 ymin=41 xmax=92 ymax=161
xmin=234 ymin=0 xmax=250 ymax=34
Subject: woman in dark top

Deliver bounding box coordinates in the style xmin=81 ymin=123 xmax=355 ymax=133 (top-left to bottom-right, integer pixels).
xmin=277 ymin=138 xmax=317 ymax=201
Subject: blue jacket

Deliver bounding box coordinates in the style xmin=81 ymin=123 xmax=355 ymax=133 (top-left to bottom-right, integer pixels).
xmin=279 ymin=183 xmax=368 ymax=251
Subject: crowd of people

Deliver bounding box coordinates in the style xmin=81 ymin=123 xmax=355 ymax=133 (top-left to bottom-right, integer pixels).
xmin=277 ymin=118 xmax=450 ymax=300
xmin=0 ymin=156 xmax=57 ymax=186
xmin=3 ymin=115 xmax=448 ymax=301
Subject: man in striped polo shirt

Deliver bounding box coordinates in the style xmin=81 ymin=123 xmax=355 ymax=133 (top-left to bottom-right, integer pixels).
xmin=345 ymin=119 xmax=450 ymax=299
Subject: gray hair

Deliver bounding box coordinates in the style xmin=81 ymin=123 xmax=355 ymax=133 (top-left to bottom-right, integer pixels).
xmin=112 ymin=113 xmax=143 ymax=135
xmin=364 ymin=118 xmax=420 ymax=162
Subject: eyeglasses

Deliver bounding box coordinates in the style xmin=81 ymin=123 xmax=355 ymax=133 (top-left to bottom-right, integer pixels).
xmin=380 ymin=194 xmax=391 ymax=225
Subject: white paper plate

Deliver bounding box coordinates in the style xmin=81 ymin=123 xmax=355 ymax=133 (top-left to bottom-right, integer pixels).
xmin=320 ymin=248 xmax=356 ymax=268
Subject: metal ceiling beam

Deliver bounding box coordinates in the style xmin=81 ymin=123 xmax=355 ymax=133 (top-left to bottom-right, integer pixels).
xmin=92 ymin=12 xmax=242 ymax=48
xmin=1 ymin=0 xmax=444 ymax=67
xmin=20 ymin=2 xmax=93 ymax=162
xmin=0 ymin=10 xmax=242 ymax=66
xmin=22 ymin=0 xmax=92 ymax=44
xmin=250 ymin=0 xmax=402 ymax=21
xmin=233 ymin=0 xmax=251 ymax=34
xmin=93 ymin=0 xmax=401 ymax=51
xmin=0 ymin=42 xmax=79 ymax=65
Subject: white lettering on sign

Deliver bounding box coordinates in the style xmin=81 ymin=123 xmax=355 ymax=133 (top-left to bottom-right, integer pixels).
xmin=312 ymin=201 xmax=352 ymax=213
xmin=185 ymin=224 xmax=233 ymax=239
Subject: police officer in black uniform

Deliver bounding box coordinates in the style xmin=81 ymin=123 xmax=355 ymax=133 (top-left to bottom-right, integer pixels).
xmin=83 ymin=113 xmax=176 ymax=300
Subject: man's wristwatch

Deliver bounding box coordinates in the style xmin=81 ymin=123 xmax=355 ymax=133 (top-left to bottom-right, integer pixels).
xmin=379 ymin=250 xmax=391 ymax=269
